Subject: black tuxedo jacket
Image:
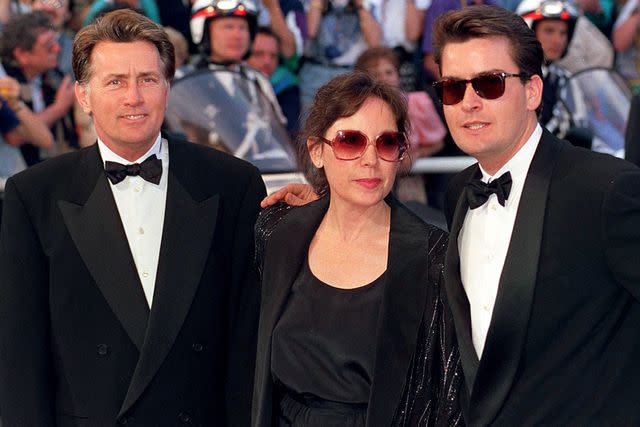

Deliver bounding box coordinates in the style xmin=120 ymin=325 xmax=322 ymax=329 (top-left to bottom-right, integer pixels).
xmin=251 ymin=196 xmax=462 ymax=426
xmin=0 ymin=137 xmax=266 ymax=426
xmin=444 ymin=130 xmax=640 ymax=425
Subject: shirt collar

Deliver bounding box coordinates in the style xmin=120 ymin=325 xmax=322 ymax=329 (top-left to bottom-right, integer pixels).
xmin=97 ymin=133 xmax=163 ymax=166
xmin=479 ymin=124 xmax=542 ymax=185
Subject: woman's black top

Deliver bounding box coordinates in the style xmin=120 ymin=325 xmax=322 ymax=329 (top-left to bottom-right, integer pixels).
xmin=253 ymin=200 xmax=464 ymax=426
xmin=271 ymin=259 xmax=385 ymax=425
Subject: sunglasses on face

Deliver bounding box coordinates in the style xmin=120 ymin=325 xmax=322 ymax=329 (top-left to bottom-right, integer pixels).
xmin=433 ymin=72 xmax=527 ymax=105
xmin=316 ymin=130 xmax=407 ymax=162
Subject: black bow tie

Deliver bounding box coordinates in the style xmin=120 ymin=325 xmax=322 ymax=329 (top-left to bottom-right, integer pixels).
xmin=465 ymin=171 xmax=512 ymax=209
xmin=104 ymin=154 xmax=162 ymax=185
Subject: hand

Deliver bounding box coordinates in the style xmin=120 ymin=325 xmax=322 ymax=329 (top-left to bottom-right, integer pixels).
xmin=260 ymin=183 xmax=319 ymax=208
xmin=309 ymin=0 xmax=326 ymax=11
xmin=54 ymin=75 xmax=75 ymax=112
xmin=0 ymin=76 xmax=21 ymax=103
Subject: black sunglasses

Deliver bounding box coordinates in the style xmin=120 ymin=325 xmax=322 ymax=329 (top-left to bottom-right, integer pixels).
xmin=433 ymin=72 xmax=527 ymax=105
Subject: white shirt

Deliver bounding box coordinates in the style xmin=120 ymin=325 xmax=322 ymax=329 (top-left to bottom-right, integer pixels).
xmin=97 ymin=134 xmax=168 ymax=308
xmin=458 ymin=124 xmax=542 ymax=358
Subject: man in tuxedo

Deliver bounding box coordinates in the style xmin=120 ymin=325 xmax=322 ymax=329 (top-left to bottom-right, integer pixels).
xmin=0 ymin=9 xmax=265 ymax=426
xmin=433 ymin=5 xmax=640 ymax=425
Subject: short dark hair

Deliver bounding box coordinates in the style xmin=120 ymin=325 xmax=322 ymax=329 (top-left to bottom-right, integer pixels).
xmin=432 ymin=5 xmax=543 ymax=83
xmin=354 ymin=47 xmax=400 ymax=74
xmin=0 ymin=12 xmax=54 ymax=65
xmin=299 ymin=72 xmax=409 ymax=196
xmin=73 ymin=9 xmax=175 ymax=85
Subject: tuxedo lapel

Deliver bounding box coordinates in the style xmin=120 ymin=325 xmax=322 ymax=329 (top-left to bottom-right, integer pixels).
xmin=252 ymin=198 xmax=328 ymax=426
xmin=444 ymin=166 xmax=480 ymax=397
xmin=58 ymin=145 xmax=149 ymax=352
xmin=366 ymin=198 xmax=433 ymax=426
xmin=119 ymin=139 xmax=220 ymax=416
xmin=469 ymin=131 xmax=563 ymax=424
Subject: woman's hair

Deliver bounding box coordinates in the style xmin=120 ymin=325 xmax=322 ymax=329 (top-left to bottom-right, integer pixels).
xmin=298 ymin=72 xmax=409 ymax=195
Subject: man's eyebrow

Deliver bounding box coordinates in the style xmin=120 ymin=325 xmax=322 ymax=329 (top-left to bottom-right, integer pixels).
xmin=102 ymin=73 xmax=127 ymax=80
xmin=101 ymin=71 xmax=162 ymax=80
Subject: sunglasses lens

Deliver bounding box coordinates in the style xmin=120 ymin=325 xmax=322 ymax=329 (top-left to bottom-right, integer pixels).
xmin=435 ymin=73 xmax=511 ymax=105
xmin=333 ymin=130 xmax=368 ymax=160
xmin=437 ymin=80 xmax=467 ymax=105
xmin=472 ymin=74 xmax=506 ymax=100
xmin=376 ymin=132 xmax=405 ymax=161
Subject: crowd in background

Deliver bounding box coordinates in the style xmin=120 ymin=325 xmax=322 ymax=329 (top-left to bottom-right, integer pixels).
xmin=0 ymin=0 xmax=637 ymax=210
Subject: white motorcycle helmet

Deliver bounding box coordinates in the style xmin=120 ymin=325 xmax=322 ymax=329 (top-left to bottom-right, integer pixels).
xmin=516 ymin=0 xmax=579 ymax=57
xmin=190 ymin=0 xmax=259 ymax=50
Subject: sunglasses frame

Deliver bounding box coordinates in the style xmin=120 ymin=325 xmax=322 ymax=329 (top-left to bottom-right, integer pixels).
xmin=315 ymin=129 xmax=408 ymax=162
xmin=433 ymin=71 xmax=528 ymax=105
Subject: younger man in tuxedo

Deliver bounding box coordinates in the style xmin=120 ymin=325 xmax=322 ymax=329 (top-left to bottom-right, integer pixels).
xmin=0 ymin=9 xmax=265 ymax=425
xmin=433 ymin=5 xmax=640 ymax=425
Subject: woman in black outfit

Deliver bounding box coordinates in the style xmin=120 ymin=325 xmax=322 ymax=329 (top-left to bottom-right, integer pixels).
xmin=252 ymin=72 xmax=462 ymax=426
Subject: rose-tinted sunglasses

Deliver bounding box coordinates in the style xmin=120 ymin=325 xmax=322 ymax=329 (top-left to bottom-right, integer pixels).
xmin=316 ymin=130 xmax=407 ymax=162
xmin=433 ymin=71 xmax=527 ymax=105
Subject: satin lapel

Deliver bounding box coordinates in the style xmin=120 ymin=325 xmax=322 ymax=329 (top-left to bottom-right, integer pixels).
xmin=366 ymin=198 xmax=433 ymax=426
xmin=119 ymin=142 xmax=220 ymax=416
xmin=252 ymin=197 xmax=329 ymax=426
xmin=444 ymin=166 xmax=480 ymax=397
xmin=470 ymin=132 xmax=563 ymax=425
xmin=58 ymin=145 xmax=149 ymax=352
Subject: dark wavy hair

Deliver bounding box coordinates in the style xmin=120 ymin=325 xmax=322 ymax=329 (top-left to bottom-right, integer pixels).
xmin=298 ymin=72 xmax=409 ymax=196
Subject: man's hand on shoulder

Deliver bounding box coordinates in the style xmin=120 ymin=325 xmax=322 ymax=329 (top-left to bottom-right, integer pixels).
xmin=260 ymin=183 xmax=319 ymax=208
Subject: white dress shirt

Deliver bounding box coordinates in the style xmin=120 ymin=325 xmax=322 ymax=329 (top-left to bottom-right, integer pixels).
xmin=458 ymin=124 xmax=542 ymax=358
xmin=97 ymin=134 xmax=168 ymax=308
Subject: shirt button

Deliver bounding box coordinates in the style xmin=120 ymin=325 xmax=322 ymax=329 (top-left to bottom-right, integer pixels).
xmin=178 ymin=411 xmax=191 ymax=423
xmin=142 ymin=272 xmax=149 ymax=278
xmin=483 ymin=305 xmax=491 ymax=312
xmin=97 ymin=343 xmax=109 ymax=356
xmin=138 ymin=227 xmax=144 ymax=235
xmin=134 ymin=186 xmax=141 ymax=193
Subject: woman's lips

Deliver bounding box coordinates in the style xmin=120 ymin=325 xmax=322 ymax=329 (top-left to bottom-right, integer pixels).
xmin=355 ymin=178 xmax=381 ymax=189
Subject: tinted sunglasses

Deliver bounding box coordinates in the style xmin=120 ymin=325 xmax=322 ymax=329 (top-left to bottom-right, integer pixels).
xmin=316 ymin=130 xmax=407 ymax=162
xmin=433 ymin=72 xmax=527 ymax=105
